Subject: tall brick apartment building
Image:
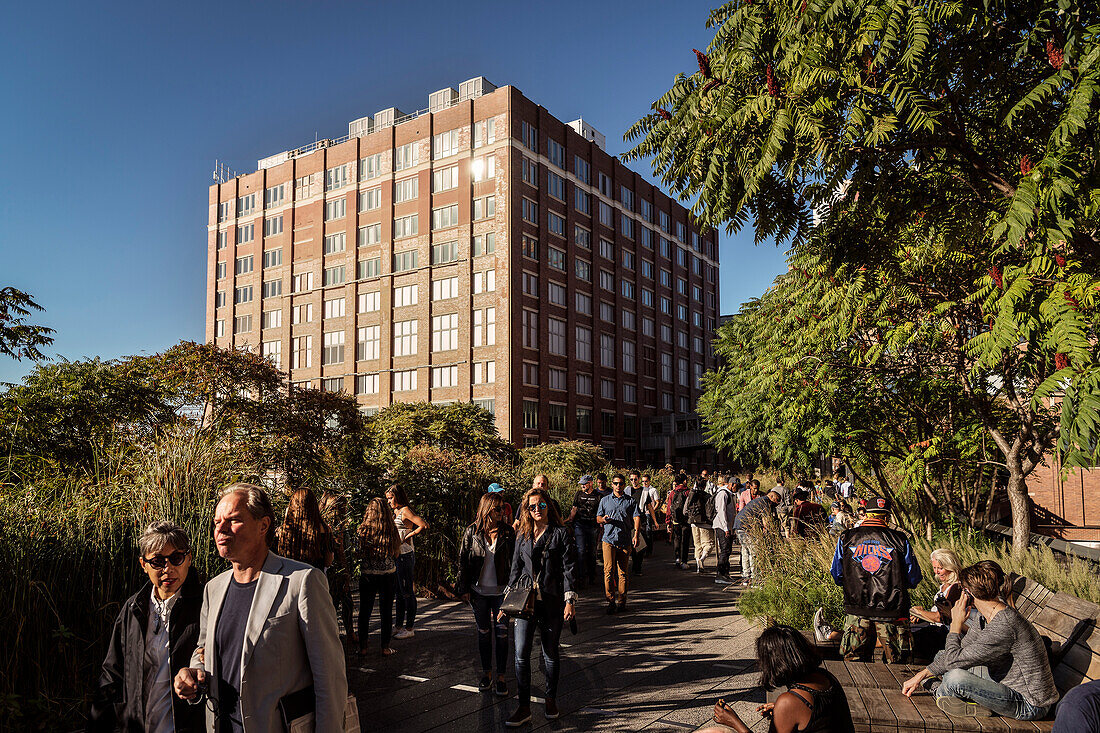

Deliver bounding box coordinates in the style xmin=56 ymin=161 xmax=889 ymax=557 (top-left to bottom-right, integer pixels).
xmin=206 ymin=80 xmax=720 ymax=466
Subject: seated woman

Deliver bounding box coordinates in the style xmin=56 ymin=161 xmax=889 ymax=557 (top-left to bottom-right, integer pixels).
xmin=909 ymin=548 xmax=962 ymax=661
xmin=710 ymin=625 xmax=854 ymax=733
xmin=902 ymin=561 xmax=1059 ymax=720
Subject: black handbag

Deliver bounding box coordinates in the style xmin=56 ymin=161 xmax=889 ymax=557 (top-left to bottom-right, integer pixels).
xmin=500 ymin=574 xmax=536 ymax=619
xmin=278 ymin=685 xmax=315 ymax=732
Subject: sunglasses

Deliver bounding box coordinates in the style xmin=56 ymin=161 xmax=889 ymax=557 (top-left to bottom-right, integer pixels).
xmin=612 ymin=481 xmax=624 ymax=486
xmin=527 ymin=502 xmax=547 ymax=511
xmin=143 ymin=551 xmax=189 ymax=569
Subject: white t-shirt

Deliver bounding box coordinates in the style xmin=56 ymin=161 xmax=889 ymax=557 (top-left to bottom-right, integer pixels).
xmin=712 ymin=487 xmax=735 ymax=532
xmin=475 ymin=536 xmax=501 ymax=595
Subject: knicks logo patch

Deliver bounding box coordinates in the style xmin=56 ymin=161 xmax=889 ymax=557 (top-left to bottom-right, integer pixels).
xmin=849 ymin=540 xmax=894 ymax=573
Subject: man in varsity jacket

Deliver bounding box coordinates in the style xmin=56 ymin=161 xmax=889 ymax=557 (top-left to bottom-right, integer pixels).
xmin=830 ymin=495 xmax=922 ymax=663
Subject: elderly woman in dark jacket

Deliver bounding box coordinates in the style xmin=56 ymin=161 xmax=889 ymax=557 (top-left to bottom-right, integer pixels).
xmin=499 ymin=486 xmax=577 ymax=728
xmin=457 ymin=492 xmax=516 ymax=696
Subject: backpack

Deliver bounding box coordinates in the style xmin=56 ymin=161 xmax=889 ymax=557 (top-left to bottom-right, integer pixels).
xmin=685 ymin=488 xmax=709 ymax=525
xmin=668 ymin=489 xmax=689 ymax=524
xmin=703 ymin=490 xmax=719 ymax=524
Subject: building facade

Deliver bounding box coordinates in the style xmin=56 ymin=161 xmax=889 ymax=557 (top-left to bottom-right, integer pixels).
xmin=206 ymin=80 xmax=720 ymax=465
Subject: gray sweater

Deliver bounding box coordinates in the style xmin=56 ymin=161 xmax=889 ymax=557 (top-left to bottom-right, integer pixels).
xmin=927 ymin=606 xmax=1060 ymax=707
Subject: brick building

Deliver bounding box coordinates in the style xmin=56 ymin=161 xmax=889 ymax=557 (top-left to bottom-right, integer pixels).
xmin=206 ymin=80 xmax=720 ymax=466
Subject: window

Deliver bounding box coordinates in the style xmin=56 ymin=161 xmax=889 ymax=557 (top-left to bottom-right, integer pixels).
xmin=325 ymin=164 xmax=348 ymax=191
xmin=392 ymin=249 xmax=418 ymax=272
xmin=394 ymin=142 xmax=418 ymax=171
xmin=234 ymin=285 xmax=253 ymax=304
xmin=322 ymin=331 xmax=345 ymax=364
xmin=599 ymin=201 xmax=614 ymax=229
xmin=574 ymin=188 xmax=590 ymax=215
xmin=360 ymin=153 xmax=382 ymax=180
xmin=522 ymin=235 xmax=539 ymax=260
xmin=620 ymin=214 xmax=634 ymax=239
xmin=600 ymin=301 xmax=615 ymax=322
xmin=677 ymin=304 xmax=688 ymax=321
xmin=659 ymin=237 xmax=671 ymax=258
xmin=358 ymin=290 xmax=380 ymax=313
xmin=237 ymin=193 xmax=257 ymax=217
xmin=521 ymin=121 xmax=538 ymax=151
xmin=677 ymin=247 xmax=688 ymax=267
xmin=599 ymin=172 xmax=612 ymax=197
xmin=359 ymin=187 xmax=381 ymax=212
xmin=694 ymin=336 xmax=704 ymax=354
xmin=393 ymin=283 xmax=418 ymax=307
xmin=263 ymin=249 xmax=283 ymax=269
xmin=393 ymin=319 xmax=418 ymax=356
xmin=471 ymin=154 xmax=496 ymax=181
xmin=522 ymin=198 xmax=538 ymax=224
xmin=216 ymin=261 xmax=226 ymax=280
xmin=357 ymin=325 xmax=380 ymax=360
xmin=394 ymin=214 xmax=418 ymax=238
xmin=432 ymin=276 xmax=459 ymax=301
xmin=577 ymin=373 xmax=593 ymax=396
xmin=676 ymin=221 xmax=686 ymax=241
xmin=548 ymin=317 xmax=567 ymax=355
xmin=432 ymin=204 xmax=459 ymax=230
xmin=574 ymin=225 xmax=591 ymax=249
xmin=433 ymin=128 xmax=461 ymax=159
xmin=623 ymin=340 xmax=636 ymax=373
xmin=547 ymin=211 xmax=565 ymax=236
xmin=291 ymin=335 xmax=313 ymax=369
xmin=549 ymin=368 xmax=567 ymax=391
xmin=324 ymin=198 xmax=346 ymax=222
xmin=576 ymin=407 xmax=592 ymax=433
xmin=323 ymin=232 xmax=346 ymax=254
xmin=660 ymin=268 xmax=672 ymax=287
xmin=602 ymin=411 xmax=616 ymax=436
xmin=642 ymin=316 xmax=655 ymax=337
xmin=217 ymin=231 xmax=227 ymax=250
xmin=358 ymin=256 xmax=381 ymax=279
xmin=323 ymin=297 xmax=345 ymax=318
xmin=265 ymin=184 xmax=285 ymax=209
xmin=473 ymin=196 xmax=496 ymax=220
xmin=264 ymin=216 xmax=283 ymax=237
xmin=472 ymin=269 xmax=496 ymax=293
xmin=620 ymin=186 xmax=634 ymax=211
xmin=574 ymin=155 xmax=590 ymax=184
xmin=548 ymin=281 xmax=566 ymax=306
xmin=547 ymin=138 xmax=565 ymax=169
xmin=237 ymin=223 xmax=254 ymax=244
xmin=521 ymin=157 xmax=538 ymax=186
xmin=292 ymin=303 xmax=313 ymax=324
xmin=522 ymin=309 xmax=538 ymax=349
xmin=432 ymin=366 xmax=458 ymax=388
xmin=660 ymin=296 xmax=672 ymax=315
xmin=234 ymin=314 xmax=252 ymax=334
xmin=394 ymin=176 xmax=418 ymax=203
xmin=678 ymin=330 xmax=689 ymax=348
xmin=600 ymin=334 xmax=615 ymax=367
xmin=431 ymin=240 xmax=458 ymax=265
xmin=599 ymin=238 xmax=615 ymax=260
xmin=575 ymin=291 xmax=592 ymax=315
xmin=473 ymin=232 xmax=495 ymax=256
xmin=640 ymin=199 xmax=652 ymax=222
xmin=548 ymin=404 xmax=566 ymax=432
xmin=432 ymin=314 xmax=458 ymax=351
xmin=262 ymin=340 xmax=281 ymax=368
xmin=639 ymin=227 xmax=653 ymax=249
xmin=640 ymin=259 xmax=653 ymax=279
xmin=393 ymin=369 xmax=417 ymax=392
xmin=522 ymin=271 xmax=538 ymax=296
xmin=523 ymin=362 xmax=539 ymax=386
xmin=678 ymin=357 xmax=689 ymax=386
xmin=622 ymin=250 xmax=635 ymax=271
xmin=359 ymin=223 xmax=381 ymax=246
xmin=218 ymin=201 xmax=230 ymax=223
xmin=601 ymin=379 xmax=615 ymax=400
xmin=677 ymin=278 xmax=688 ymax=296
xmin=473 ymin=118 xmax=496 ymax=147
xmin=693 ymin=311 xmax=704 ymax=327
xmin=599 ymin=270 xmax=614 ymax=291
xmin=294 ymin=172 xmax=318 ymax=198
xmin=473 ymin=360 xmax=496 ymax=384
xmin=693 ymin=254 xmax=703 ymax=275
xmin=661 ymin=324 xmax=673 ymax=343
xmin=472 ymin=307 xmax=496 ymax=346
xmin=547 ymin=171 xmax=565 ymax=200
xmin=356 ymin=373 xmax=379 ymax=394
xmin=293 ymin=272 xmax=314 ymax=293
xmin=433 ymin=165 xmax=459 ymax=192
xmin=659 ymin=210 xmax=670 ymax=233
xmin=322 ymin=265 xmax=345 ymax=286
xmin=575 ymin=258 xmax=591 ymax=282
xmin=622 ymin=310 xmax=636 ymax=331
xmin=474 ymin=398 xmax=496 ymax=415
xmin=262 ymin=309 xmax=282 ymax=328
xmin=262 ymin=279 xmax=282 ymax=299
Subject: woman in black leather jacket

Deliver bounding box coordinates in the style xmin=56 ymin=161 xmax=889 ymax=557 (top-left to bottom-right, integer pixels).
xmin=457 ymin=492 xmax=516 ymax=696
xmin=500 ymin=486 xmax=577 ymax=728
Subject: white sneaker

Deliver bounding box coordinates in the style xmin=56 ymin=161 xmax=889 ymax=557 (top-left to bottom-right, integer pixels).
xmin=812 ymin=608 xmax=833 ymax=643
xmin=393 ymin=628 xmax=414 ymax=640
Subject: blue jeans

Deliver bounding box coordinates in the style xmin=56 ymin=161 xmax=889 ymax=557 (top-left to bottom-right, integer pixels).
xmin=470 ymin=591 xmax=509 ymax=675
xmin=394 ymin=551 xmax=417 ymax=628
xmin=573 ymin=522 xmax=598 ymax=583
xmin=514 ymin=599 xmax=564 ymax=706
xmin=936 ymin=667 xmax=1051 ymax=720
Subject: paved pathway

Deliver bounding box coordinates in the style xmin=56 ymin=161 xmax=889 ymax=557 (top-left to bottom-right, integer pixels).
xmin=346 ymin=541 xmax=770 ymax=732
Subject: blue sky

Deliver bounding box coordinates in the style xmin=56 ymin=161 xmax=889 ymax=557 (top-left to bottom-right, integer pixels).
xmin=0 ymin=0 xmax=788 ymax=385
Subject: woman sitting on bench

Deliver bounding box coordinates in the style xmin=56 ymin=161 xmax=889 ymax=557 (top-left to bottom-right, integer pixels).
xmin=901 ymin=560 xmax=1059 ymax=720
xmin=709 ymin=624 xmax=854 ymax=733
xmin=909 ymin=548 xmax=963 ymax=660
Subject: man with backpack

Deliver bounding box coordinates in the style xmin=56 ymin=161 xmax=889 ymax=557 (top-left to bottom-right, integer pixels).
xmin=733 ymin=490 xmax=780 ymax=587
xmin=711 ymin=475 xmax=738 ymax=585
xmin=685 ymin=478 xmax=716 ymax=574
xmin=664 ymin=480 xmax=692 ymax=569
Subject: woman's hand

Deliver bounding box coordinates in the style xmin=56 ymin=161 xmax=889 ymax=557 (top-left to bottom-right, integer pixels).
xmin=901 ymin=669 xmax=930 ymax=697
xmin=564 ymin=602 xmax=575 ymax=621
xmin=756 ymin=702 xmax=775 ymax=718
xmin=712 ymin=699 xmax=743 ymax=727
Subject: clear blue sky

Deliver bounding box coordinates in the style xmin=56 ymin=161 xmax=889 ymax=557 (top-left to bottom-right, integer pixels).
xmin=0 ymin=0 xmax=788 ymax=385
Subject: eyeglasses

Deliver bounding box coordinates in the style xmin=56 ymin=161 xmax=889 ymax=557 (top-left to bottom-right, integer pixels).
xmin=143 ymin=551 xmax=189 ymax=569
xmin=612 ymin=481 xmax=624 ymax=486
xmin=527 ymin=502 xmax=547 ymax=511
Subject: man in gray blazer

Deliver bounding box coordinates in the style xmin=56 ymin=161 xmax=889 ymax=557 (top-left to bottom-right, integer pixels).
xmin=173 ymin=483 xmax=347 ymax=732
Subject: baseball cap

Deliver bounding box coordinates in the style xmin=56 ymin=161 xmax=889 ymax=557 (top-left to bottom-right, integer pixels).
xmin=578 ymin=475 xmax=593 ymax=485
xmin=486 ymin=483 xmax=504 ymax=493
xmin=860 ymin=495 xmax=891 ymax=514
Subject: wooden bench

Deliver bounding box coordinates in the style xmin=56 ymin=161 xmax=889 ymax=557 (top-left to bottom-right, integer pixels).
xmin=825 ymin=574 xmax=1100 ymax=731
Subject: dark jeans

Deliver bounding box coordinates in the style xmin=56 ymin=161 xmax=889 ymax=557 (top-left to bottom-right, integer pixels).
xmin=573 ymin=522 xmax=598 ymax=583
xmin=514 ymin=599 xmax=564 ymax=706
xmin=359 ymin=572 xmax=396 ymax=649
xmin=631 ymin=527 xmax=653 ymax=573
xmin=714 ymin=527 xmax=733 ymax=577
xmin=670 ymin=524 xmax=691 ymax=564
xmin=470 ymin=591 xmax=509 ymax=675
xmin=395 ymin=551 xmax=417 ymax=628
xmin=328 ymin=567 xmax=354 ymax=639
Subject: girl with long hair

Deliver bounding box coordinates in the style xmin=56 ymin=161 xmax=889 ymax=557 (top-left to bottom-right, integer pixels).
xmin=386 ymin=485 xmax=429 ymax=639
xmin=357 ymin=496 xmax=402 ymax=656
xmin=274 ymin=488 xmax=334 ymax=569
xmin=909 ymin=548 xmax=963 ymax=660
xmin=457 ymin=492 xmax=516 ymax=695
xmin=500 ymin=487 xmax=577 ymax=728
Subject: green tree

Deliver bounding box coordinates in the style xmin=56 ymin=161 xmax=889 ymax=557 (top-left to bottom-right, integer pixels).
xmin=0 ymin=288 xmax=54 ymax=363
xmin=626 ymin=0 xmax=1100 ymax=555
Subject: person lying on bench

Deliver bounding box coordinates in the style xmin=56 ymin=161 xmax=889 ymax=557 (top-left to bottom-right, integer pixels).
xmin=708 ymin=625 xmax=854 ymax=733
xmin=901 ymin=561 xmax=1059 ymax=720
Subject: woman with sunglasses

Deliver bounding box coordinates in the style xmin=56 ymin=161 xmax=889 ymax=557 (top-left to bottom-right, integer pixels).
xmin=457 ymin=492 xmax=516 ymax=696
xmin=500 ymin=487 xmax=578 ymax=727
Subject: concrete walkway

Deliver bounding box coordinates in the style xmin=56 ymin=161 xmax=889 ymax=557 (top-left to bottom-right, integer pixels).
xmin=345 ymin=540 xmax=770 ymax=732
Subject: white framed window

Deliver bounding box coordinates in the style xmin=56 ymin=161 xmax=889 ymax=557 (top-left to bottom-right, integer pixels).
xmin=324 ymin=198 xmax=346 ymax=222
xmin=575 ymin=225 xmax=591 ymax=249
xmin=359 ymin=223 xmax=381 ymax=245
xmin=521 ymin=121 xmax=537 ymax=151
xmin=360 ymin=153 xmax=382 ymax=180
xmin=432 ymin=204 xmax=459 ymax=230
xmin=292 ymin=272 xmax=314 ymax=293
xmin=473 ymin=118 xmax=496 ymax=147
xmin=323 ymin=232 xmax=346 ymax=254
xmin=473 ymin=269 xmax=496 ymax=293
xmin=394 ymin=142 xmax=418 ymax=171
xmin=262 ymin=309 xmax=282 ymax=329
xmin=471 ymin=155 xmax=496 ymax=181
xmin=264 ymin=216 xmax=283 ymax=237
xmin=392 ymin=369 xmax=418 ymax=392
xmin=522 ymin=198 xmax=538 ymax=224
xmin=234 ymin=285 xmax=253 ymax=304
xmin=235 ymin=255 xmax=253 ymax=275
xmin=473 ymin=307 xmax=496 ymax=347
xmin=322 ymin=331 xmax=345 ymax=365
xmin=431 ymin=365 xmax=459 ymax=388
xmin=234 ymin=314 xmax=252 ymax=334
xmin=431 ymin=240 xmax=458 ymax=265
xmin=575 ymin=259 xmax=591 ymax=282
xmin=432 ymin=128 xmax=462 ymax=159
xmin=548 ymin=211 xmax=565 ymax=236
xmin=548 ymin=171 xmax=566 ymax=201
xmin=548 ymin=247 xmax=565 ymax=271
xmin=237 ymin=193 xmax=257 ymax=216
xmin=473 ymin=196 xmax=496 ymax=220
xmin=357 ymin=325 xmax=380 ymax=360
xmin=356 ymin=373 xmax=379 ymax=394
xmin=265 ymin=184 xmax=286 ymax=209
xmin=217 ymin=231 xmax=227 ymax=250
xmin=325 ymin=164 xmax=348 ymax=191
xmin=622 ymin=280 xmax=636 ymax=299
xmin=432 ymin=276 xmax=459 ymax=301
xmin=574 ymin=155 xmax=590 ymax=184
xmin=394 ymin=176 xmax=419 ymax=203
xmin=548 ymin=281 xmax=566 ymax=306
xmin=359 ymin=187 xmax=381 ymax=212
xmin=392 ymin=249 xmax=417 ymax=272
xmin=262 ymin=340 xmax=281 ymax=369
xmin=394 ymin=214 xmax=418 ymax=238
xmin=473 ymin=233 xmax=495 ymax=256
xmin=472 ymin=360 xmax=496 ymax=384
xmin=599 ymin=201 xmax=614 ymax=228
xmin=291 ymin=335 xmax=313 ymax=369
xmin=292 ymin=303 xmax=313 ymax=324
xmin=393 ymin=319 xmax=418 ymax=356
xmin=262 ymin=279 xmax=282 ymax=299
xmin=575 ymin=188 xmax=591 ymax=215
xmin=322 ymin=265 xmax=345 ymax=286
xmin=323 ymin=297 xmax=345 ymax=319
xmin=358 ymin=291 xmax=380 ymax=313
xmin=547 ymin=138 xmax=565 ymax=168
xmin=216 ymin=261 xmax=226 ymax=279
xmin=393 ymin=283 xmax=418 ymax=307
xmin=433 ymin=165 xmax=459 ymax=192
xmin=263 ymin=249 xmax=283 ymax=268
xmin=432 ymin=313 xmax=459 ymax=351
xmin=358 ymin=257 xmax=381 ymax=279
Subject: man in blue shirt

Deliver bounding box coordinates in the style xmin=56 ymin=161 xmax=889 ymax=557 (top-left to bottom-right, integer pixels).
xmin=732 ymin=490 xmax=780 ymax=587
xmin=597 ymin=474 xmax=642 ymax=615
